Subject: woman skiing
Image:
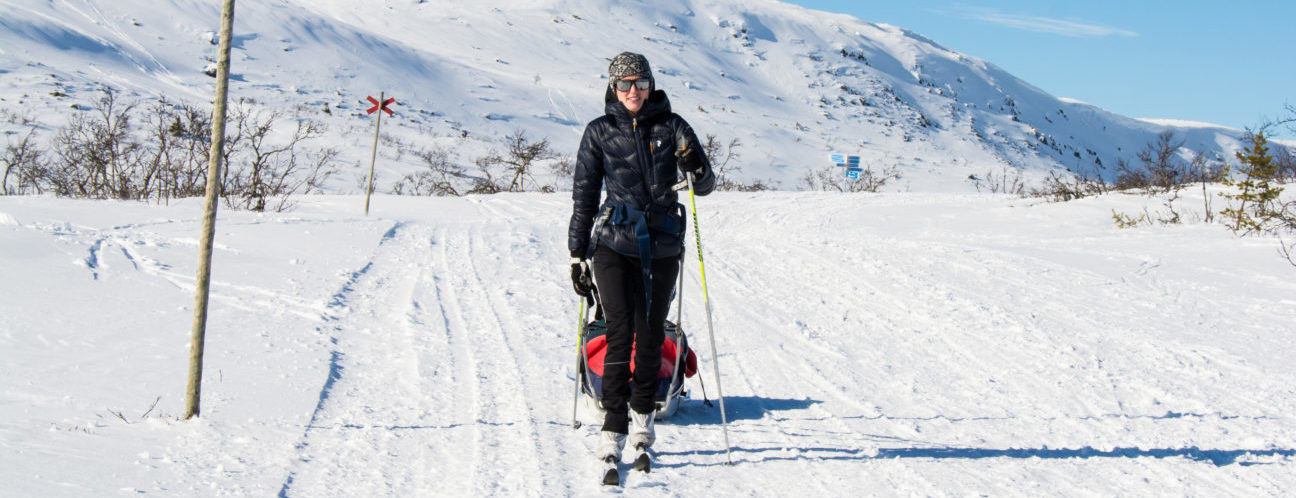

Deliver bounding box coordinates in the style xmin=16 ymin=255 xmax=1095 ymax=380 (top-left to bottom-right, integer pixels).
xmin=568 ymin=51 xmax=714 ymax=474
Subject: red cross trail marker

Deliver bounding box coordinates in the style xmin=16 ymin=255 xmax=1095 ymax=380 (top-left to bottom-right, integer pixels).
xmin=363 ymin=91 xmax=395 ymax=215
xmin=366 ymin=95 xmax=395 ymax=116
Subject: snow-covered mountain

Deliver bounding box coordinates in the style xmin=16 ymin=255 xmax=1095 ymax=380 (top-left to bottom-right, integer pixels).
xmin=0 ymin=0 xmax=1252 ymax=191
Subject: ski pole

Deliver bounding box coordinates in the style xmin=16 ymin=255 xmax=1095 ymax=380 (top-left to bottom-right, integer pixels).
xmin=685 ymin=172 xmax=733 ymax=465
xmin=571 ymin=298 xmax=588 ymax=429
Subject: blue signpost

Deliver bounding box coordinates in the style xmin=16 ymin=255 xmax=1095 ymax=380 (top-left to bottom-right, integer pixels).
xmin=831 ymin=153 xmax=862 ymax=179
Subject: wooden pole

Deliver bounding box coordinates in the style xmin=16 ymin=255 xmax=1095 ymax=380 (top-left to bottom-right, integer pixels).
xmin=364 ymin=91 xmax=383 ymax=216
xmin=186 ymin=0 xmax=236 ymax=420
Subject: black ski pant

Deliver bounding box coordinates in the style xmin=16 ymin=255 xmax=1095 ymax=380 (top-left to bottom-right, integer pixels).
xmin=591 ymin=244 xmax=679 ymax=434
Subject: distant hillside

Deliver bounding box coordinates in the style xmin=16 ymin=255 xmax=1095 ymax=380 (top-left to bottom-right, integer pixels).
xmin=0 ymin=0 xmax=1256 ymax=192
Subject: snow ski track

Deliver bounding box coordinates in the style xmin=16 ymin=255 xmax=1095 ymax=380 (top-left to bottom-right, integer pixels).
xmin=680 ymin=199 xmax=893 ymax=489
xmin=445 ymin=222 xmax=546 ymax=496
xmin=423 ymin=224 xmax=481 ymax=498
xmin=465 ymin=220 xmax=578 ymax=494
xmin=719 ymin=341 xmax=842 ymax=495
xmin=278 ymin=222 xmax=450 ymax=495
xmin=710 ymin=232 xmax=899 ymax=417
xmin=709 ymin=232 xmax=932 ymax=468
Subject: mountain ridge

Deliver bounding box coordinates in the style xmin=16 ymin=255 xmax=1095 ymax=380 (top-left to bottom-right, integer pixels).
xmin=0 ymin=0 xmax=1254 ymax=192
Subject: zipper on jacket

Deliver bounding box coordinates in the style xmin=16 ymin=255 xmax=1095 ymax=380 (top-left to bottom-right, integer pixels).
xmin=632 ymin=117 xmax=654 ymax=202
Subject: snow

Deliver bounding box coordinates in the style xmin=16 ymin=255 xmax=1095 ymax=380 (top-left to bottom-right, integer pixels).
xmin=3 ymin=191 xmax=1295 ymax=495
xmin=4 ymin=0 xmax=1296 ymax=494
xmin=1137 ymin=118 xmax=1237 ymax=131
xmin=0 ymin=0 xmax=1272 ymax=193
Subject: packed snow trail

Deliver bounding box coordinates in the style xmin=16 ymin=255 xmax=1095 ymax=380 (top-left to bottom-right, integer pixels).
xmin=2 ymin=192 xmax=1295 ymax=496
xmin=274 ymin=199 xmax=581 ymax=496
xmin=269 ymin=193 xmax=1296 ymax=495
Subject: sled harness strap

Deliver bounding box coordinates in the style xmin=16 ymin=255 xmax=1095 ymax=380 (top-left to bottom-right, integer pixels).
xmin=604 ymin=202 xmax=685 ymax=322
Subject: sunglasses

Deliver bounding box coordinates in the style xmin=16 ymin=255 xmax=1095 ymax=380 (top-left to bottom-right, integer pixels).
xmin=613 ymin=78 xmax=652 ymax=92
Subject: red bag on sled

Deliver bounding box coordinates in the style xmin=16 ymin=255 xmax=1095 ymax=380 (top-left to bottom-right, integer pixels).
xmin=578 ymin=319 xmax=697 ymax=418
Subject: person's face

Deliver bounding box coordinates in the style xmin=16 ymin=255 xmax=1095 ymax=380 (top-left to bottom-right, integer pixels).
xmin=614 ymin=75 xmax=651 ymax=115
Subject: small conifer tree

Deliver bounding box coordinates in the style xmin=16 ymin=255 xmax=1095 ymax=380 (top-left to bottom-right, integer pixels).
xmin=1220 ymin=131 xmax=1283 ymax=233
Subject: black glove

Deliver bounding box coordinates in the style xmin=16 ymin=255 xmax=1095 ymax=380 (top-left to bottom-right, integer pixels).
xmin=675 ymin=144 xmax=703 ymax=177
xmin=570 ymin=258 xmax=593 ymax=300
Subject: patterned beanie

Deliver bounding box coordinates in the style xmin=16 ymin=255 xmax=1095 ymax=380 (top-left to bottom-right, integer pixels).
xmin=608 ymin=52 xmax=653 ymax=82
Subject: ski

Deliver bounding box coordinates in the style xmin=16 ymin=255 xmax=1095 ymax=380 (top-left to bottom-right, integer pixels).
xmin=601 ymin=457 xmax=620 ymax=486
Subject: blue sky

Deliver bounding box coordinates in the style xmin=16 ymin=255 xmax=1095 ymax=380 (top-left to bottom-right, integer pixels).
xmin=785 ymin=1 xmax=1294 ymax=137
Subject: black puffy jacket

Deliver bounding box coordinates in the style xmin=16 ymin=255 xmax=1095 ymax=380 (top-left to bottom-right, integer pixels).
xmin=568 ymin=90 xmax=714 ymax=260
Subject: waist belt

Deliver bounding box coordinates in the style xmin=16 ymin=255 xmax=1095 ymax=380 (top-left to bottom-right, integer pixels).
xmin=602 ymin=202 xmax=686 ymax=323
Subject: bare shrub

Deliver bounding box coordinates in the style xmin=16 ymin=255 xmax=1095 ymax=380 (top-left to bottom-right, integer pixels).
xmin=220 ymin=100 xmax=337 ymax=212
xmin=392 ymin=148 xmax=462 ymax=197
xmin=48 ymin=87 xmax=142 ymax=199
xmin=1282 ymin=238 xmax=1296 ymax=268
xmin=1273 ymin=104 xmax=1296 ymax=182
xmin=2 ymin=128 xmax=45 ymax=195
xmin=504 ymin=130 xmax=557 ymax=192
xmin=1190 ymin=152 xmax=1226 ymax=223
xmin=10 ymin=89 xmax=332 ymax=211
xmin=468 ymin=130 xmax=559 ymax=194
xmin=970 ymin=166 xmax=1025 ymax=195
xmin=801 ymin=163 xmax=900 ymax=192
xmin=1028 ymin=171 xmax=1107 ymax=202
xmin=1115 ymin=131 xmax=1216 ymax=194
xmin=702 ymin=134 xmax=744 ymax=191
xmin=549 ymin=155 xmax=573 ymax=178
xmin=151 ymin=99 xmax=213 ymax=201
xmin=1274 ymin=144 xmax=1295 ymax=182
xmin=1279 ymin=200 xmax=1296 ymax=268
xmin=1 ymin=108 xmax=39 ymax=127
xmin=730 ymin=178 xmax=777 ymax=192
xmin=466 ymin=154 xmax=505 ymax=195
